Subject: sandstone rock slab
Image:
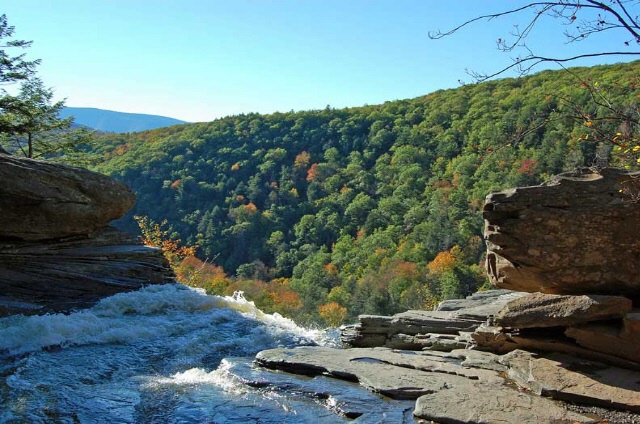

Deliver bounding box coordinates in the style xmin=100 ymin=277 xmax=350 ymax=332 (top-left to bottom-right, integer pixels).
xmin=256 ymin=346 xmax=503 ymax=399
xmin=500 ymin=349 xmax=640 ymax=412
xmin=495 ymin=292 xmax=632 ymax=328
xmin=472 ymin=324 xmax=640 ymax=371
xmin=255 ymin=345 xmax=594 ymax=423
xmin=483 ymin=167 xmax=640 ymax=296
xmin=0 ymin=154 xmax=135 ymax=241
xmin=565 ymin=316 xmax=640 ymax=363
xmin=0 ymin=226 xmax=173 ymax=316
xmin=414 ymin=382 xmax=594 ymax=424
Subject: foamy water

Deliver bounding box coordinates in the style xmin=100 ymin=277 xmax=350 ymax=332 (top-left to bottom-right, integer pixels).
xmin=0 ymin=284 xmax=415 ymax=423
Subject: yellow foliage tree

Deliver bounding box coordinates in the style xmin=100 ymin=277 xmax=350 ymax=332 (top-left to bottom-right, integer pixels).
xmin=318 ymin=302 xmax=347 ymax=327
xmin=134 ymin=215 xmax=198 ymax=268
xmin=428 ymin=250 xmax=457 ymax=275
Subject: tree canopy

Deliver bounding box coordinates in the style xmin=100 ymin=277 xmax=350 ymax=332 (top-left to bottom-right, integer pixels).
xmin=91 ymin=60 xmax=640 ymax=324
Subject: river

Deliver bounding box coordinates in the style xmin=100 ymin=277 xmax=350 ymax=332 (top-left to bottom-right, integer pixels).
xmin=0 ymin=284 xmax=415 ymax=423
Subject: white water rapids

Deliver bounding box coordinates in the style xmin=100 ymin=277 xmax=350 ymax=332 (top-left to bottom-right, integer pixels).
xmin=0 ymin=284 xmax=415 ymax=423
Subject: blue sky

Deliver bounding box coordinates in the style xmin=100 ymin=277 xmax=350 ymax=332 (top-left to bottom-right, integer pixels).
xmin=3 ymin=1 xmax=636 ymax=122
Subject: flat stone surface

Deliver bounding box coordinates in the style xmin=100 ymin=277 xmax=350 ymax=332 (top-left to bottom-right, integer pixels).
xmin=414 ymin=382 xmax=594 ymax=424
xmin=255 ymin=345 xmax=594 ymax=423
xmin=256 ymin=346 xmax=503 ymax=399
xmin=495 ymin=292 xmax=632 ymax=328
xmin=436 ymin=289 xmax=527 ymax=321
xmin=500 ymin=349 xmax=640 ymax=412
xmin=447 ymin=349 xmax=508 ymax=372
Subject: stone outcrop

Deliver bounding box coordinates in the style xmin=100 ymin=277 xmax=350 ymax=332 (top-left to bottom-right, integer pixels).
xmin=0 ymin=154 xmax=173 ymax=316
xmin=483 ymin=167 xmax=640 ymax=296
xmin=0 ymin=154 xmax=136 ymax=241
xmin=257 ymin=346 xmax=611 ymax=423
xmin=257 ymin=291 xmax=640 ymax=422
xmin=494 ymin=292 xmax=633 ymax=328
xmin=0 ymin=227 xmax=173 ymax=316
xmin=341 ymin=290 xmax=525 ymax=349
xmin=253 ymin=168 xmax=640 ymax=423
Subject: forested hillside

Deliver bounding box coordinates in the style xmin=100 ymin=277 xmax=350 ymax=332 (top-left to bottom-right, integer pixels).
xmin=92 ymin=61 xmax=639 ymax=324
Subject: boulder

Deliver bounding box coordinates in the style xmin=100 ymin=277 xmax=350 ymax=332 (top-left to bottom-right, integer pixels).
xmin=494 ymin=292 xmax=632 ymax=328
xmin=0 ymin=154 xmax=135 ymax=241
xmin=483 ymin=167 xmax=640 ymax=296
xmin=0 ymin=154 xmax=174 ymax=316
xmin=0 ymin=226 xmax=173 ymax=316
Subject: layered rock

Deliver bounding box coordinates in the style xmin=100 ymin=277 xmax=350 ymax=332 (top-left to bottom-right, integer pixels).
xmin=0 ymin=227 xmax=173 ymax=316
xmin=256 ymin=346 xmax=625 ymax=423
xmin=501 ymin=349 xmax=640 ymax=412
xmin=0 ymin=154 xmax=135 ymax=241
xmin=467 ymin=292 xmax=640 ymax=370
xmin=565 ymin=314 xmax=640 ymax=363
xmin=253 ymin=168 xmax=640 ymax=422
xmin=483 ymin=167 xmax=640 ymax=296
xmin=341 ymin=290 xmax=524 ymax=349
xmin=0 ymin=154 xmax=172 ymax=316
xmin=494 ymin=292 xmax=632 ymax=328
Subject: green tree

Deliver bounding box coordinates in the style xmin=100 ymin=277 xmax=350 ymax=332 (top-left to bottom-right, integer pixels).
xmin=0 ymin=78 xmax=91 ymax=159
xmin=0 ymin=16 xmax=92 ymax=162
xmin=0 ymin=14 xmax=38 ymax=85
xmin=430 ymin=1 xmax=640 ymax=170
xmin=0 ymin=14 xmax=39 ymax=138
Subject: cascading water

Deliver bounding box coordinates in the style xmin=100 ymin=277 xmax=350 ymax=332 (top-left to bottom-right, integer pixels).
xmin=0 ymin=284 xmax=415 ymax=423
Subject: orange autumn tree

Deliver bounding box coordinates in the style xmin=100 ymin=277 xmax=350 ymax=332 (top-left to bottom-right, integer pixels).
xmin=268 ymin=278 xmax=303 ymax=317
xmin=428 ymin=249 xmax=457 ymax=275
xmin=176 ymin=256 xmax=231 ymax=294
xmin=134 ymin=215 xmax=198 ymax=269
xmin=318 ymin=301 xmax=347 ymax=327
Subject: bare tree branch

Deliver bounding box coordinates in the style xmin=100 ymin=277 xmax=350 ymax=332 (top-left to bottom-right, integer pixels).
xmin=468 ymin=51 xmax=640 ymax=82
xmin=431 ymin=1 xmax=640 ymax=82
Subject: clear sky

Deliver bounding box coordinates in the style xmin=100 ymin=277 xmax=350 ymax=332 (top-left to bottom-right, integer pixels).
xmin=3 ymin=1 xmax=636 ymax=123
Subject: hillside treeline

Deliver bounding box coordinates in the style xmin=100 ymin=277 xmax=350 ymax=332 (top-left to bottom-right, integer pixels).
xmin=92 ymin=61 xmax=639 ymax=324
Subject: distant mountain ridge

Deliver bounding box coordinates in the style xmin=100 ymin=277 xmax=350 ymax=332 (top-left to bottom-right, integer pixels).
xmin=60 ymin=107 xmax=187 ymax=133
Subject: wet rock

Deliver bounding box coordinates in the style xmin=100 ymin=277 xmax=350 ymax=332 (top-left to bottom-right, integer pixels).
xmin=0 ymin=154 xmax=135 ymax=241
xmin=483 ymin=167 xmax=640 ymax=296
xmin=495 ymin=292 xmax=632 ymax=329
xmin=500 ymin=349 xmax=640 ymax=412
xmin=0 ymin=226 xmax=173 ymax=316
xmin=256 ymin=346 xmax=595 ymax=423
xmin=256 ymin=346 xmax=503 ymax=399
